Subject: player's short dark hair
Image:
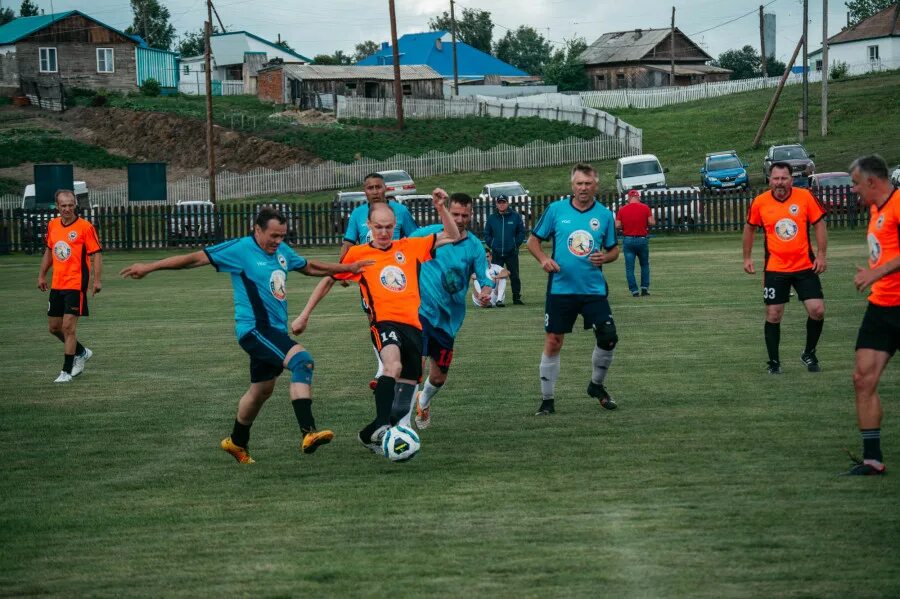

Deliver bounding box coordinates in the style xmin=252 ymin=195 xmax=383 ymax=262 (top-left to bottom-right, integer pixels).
xmin=449 ymin=192 xmax=472 ymax=207
xmin=770 ymin=162 xmax=792 ymax=176
xmin=54 ymin=189 xmax=75 ymax=203
xmin=849 ymin=154 xmax=889 ymax=181
xmin=255 ymin=206 xmax=286 ymax=229
xmin=571 ymin=162 xmax=598 ymax=182
xmin=363 ymin=173 xmax=385 ymax=183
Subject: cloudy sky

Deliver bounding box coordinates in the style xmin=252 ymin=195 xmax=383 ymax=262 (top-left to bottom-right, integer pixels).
xmin=11 ymin=0 xmax=851 ymax=61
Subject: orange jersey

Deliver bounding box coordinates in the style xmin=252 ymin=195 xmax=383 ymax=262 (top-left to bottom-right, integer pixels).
xmin=747 ymin=187 xmax=826 ymax=272
xmin=866 ymin=189 xmax=900 ymax=307
xmin=46 ymin=216 xmax=102 ymax=290
xmin=335 ymin=235 xmax=436 ymax=329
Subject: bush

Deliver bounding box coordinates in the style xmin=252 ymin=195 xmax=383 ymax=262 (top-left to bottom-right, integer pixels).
xmin=830 ymin=60 xmax=849 ymax=80
xmin=89 ymin=95 xmax=108 ymax=107
xmin=140 ymin=78 xmax=161 ymax=97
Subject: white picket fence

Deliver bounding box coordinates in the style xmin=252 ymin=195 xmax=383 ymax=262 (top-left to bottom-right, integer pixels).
xmin=177 ymin=79 xmax=245 ymax=96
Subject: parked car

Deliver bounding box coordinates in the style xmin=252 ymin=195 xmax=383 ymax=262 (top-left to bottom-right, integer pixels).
xmin=478 ymin=181 xmax=532 ymax=223
xmin=615 ymin=154 xmax=668 ymax=195
xmin=763 ymin=144 xmax=815 ymax=182
xmin=19 ymin=181 xmax=92 ymax=253
xmin=168 ymin=200 xmax=220 ymax=244
xmin=377 ymin=169 xmax=416 ymax=197
xmin=810 ymin=171 xmax=853 ymax=213
xmin=22 ymin=181 xmax=90 ymax=210
xmin=643 ymin=186 xmax=704 ymax=228
xmin=332 ymin=191 xmax=366 ymax=233
xmin=700 ymin=151 xmax=749 ymax=190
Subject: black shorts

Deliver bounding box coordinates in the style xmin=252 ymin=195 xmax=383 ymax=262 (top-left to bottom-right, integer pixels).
xmin=370 ymin=321 xmax=423 ymax=381
xmin=238 ymin=327 xmax=298 ymax=383
xmin=856 ymin=303 xmax=900 ymax=356
xmin=545 ymin=294 xmax=613 ymax=334
xmin=421 ymin=316 xmax=455 ymax=374
xmin=763 ymin=269 xmax=824 ymax=305
xmin=48 ymin=289 xmax=88 ymax=317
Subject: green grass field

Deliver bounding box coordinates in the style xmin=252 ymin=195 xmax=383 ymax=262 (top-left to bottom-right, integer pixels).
xmin=1 ymin=230 xmax=898 ymax=596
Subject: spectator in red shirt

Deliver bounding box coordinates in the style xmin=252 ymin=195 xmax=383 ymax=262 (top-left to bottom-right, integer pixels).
xmin=615 ymin=190 xmax=655 ymax=297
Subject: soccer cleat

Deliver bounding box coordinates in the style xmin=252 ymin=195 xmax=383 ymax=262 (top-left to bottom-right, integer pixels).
xmin=767 ymin=360 xmax=782 ymax=375
xmin=72 ymin=348 xmax=92 ymax=377
xmin=495 ymin=301 xmax=506 ymax=308
xmin=800 ymin=351 xmax=821 ymax=373
xmin=535 ymin=399 xmax=555 ymax=415
xmin=840 ymin=452 xmax=886 ymax=476
xmin=358 ymin=425 xmax=388 ymax=455
xmin=221 ymin=437 xmax=255 ymax=464
xmin=513 ymin=299 xmax=524 ymax=305
xmin=414 ymin=392 xmax=431 ymax=430
xmin=587 ymin=381 xmax=618 ymax=410
xmin=301 ymin=429 xmax=334 ymax=454
xmin=631 ymin=292 xmax=640 ymax=298
xmin=54 ymin=371 xmax=73 ymax=383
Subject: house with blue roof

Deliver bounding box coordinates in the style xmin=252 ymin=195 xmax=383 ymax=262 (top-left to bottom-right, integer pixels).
xmin=356 ymin=31 xmax=529 ymax=82
xmin=0 ymin=10 xmax=178 ymax=103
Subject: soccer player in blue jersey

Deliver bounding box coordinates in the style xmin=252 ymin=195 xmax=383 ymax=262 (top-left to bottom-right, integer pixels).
xmin=526 ymin=163 xmax=621 ymax=416
xmin=120 ymin=207 xmax=373 ymax=464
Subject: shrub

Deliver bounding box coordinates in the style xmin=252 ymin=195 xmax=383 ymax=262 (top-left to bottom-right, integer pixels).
xmin=90 ymin=95 xmax=108 ymax=107
xmin=140 ymin=78 xmax=161 ymax=97
xmin=830 ymin=60 xmax=849 ymax=80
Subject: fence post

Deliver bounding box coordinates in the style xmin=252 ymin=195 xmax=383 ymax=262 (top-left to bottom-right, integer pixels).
xmin=514 ymin=103 xmax=519 ymax=118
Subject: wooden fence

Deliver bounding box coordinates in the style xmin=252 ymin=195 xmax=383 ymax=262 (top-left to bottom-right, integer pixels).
xmin=0 ymin=186 xmax=864 ymax=254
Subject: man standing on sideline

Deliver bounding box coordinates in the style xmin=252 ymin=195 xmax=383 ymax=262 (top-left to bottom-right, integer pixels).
xmin=843 ymin=155 xmax=900 ymax=476
xmin=484 ymin=194 xmax=526 ymax=305
xmin=526 ymin=163 xmax=620 ymax=416
xmin=615 ymin=189 xmax=655 ymax=297
xmin=743 ymin=162 xmax=827 ymax=374
xmin=38 ymin=189 xmax=102 ymax=383
xmin=120 ymin=207 xmax=373 ymax=465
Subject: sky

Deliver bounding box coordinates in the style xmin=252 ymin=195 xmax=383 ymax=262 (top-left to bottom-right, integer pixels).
xmin=5 ymin=0 xmax=855 ymax=62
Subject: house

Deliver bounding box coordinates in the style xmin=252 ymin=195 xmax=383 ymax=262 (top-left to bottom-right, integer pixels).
xmin=257 ymin=63 xmax=443 ymax=108
xmin=578 ymin=27 xmax=731 ymax=90
xmin=356 ymin=31 xmax=529 ymax=81
xmin=809 ymin=3 xmax=900 ymax=72
xmin=179 ymin=31 xmax=311 ymax=95
xmin=0 ymin=10 xmax=177 ymax=105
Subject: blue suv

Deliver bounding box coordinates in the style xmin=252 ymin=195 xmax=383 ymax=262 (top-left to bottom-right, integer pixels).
xmin=700 ymin=151 xmax=749 ymax=190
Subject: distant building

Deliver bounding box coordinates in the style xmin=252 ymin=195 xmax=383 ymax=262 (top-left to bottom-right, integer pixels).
xmin=764 ymin=13 xmax=776 ymax=59
xmin=578 ymin=27 xmax=731 ymax=90
xmin=809 ymin=3 xmax=900 ymax=72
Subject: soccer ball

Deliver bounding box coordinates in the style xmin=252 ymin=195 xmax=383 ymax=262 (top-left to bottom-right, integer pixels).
xmin=381 ymin=425 xmax=421 ymax=462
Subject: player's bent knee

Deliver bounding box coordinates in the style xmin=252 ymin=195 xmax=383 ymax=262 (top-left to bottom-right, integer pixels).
xmin=287 ymin=350 xmax=314 ymax=385
xmin=594 ymin=321 xmax=618 ymax=350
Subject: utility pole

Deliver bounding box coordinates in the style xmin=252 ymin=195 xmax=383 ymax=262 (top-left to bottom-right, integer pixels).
xmin=388 ymin=0 xmax=405 ymax=129
xmin=670 ymin=7 xmax=676 ymax=85
xmin=821 ymin=0 xmax=829 ymax=136
xmin=800 ymin=0 xmax=809 ymax=141
xmin=759 ymin=5 xmax=767 ymax=77
xmin=754 ymin=35 xmax=804 ymax=147
xmin=450 ymin=0 xmax=459 ymax=96
xmin=204 ymin=0 xmax=217 ymax=203
xmin=211 ymin=2 xmax=226 ymax=33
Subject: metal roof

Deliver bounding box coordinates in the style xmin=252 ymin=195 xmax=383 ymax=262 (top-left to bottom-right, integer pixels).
xmin=0 ymin=10 xmax=138 ymax=45
xmin=819 ymin=3 xmax=900 ymax=48
xmin=277 ymin=64 xmax=442 ymax=81
xmin=211 ymin=31 xmax=311 ymax=63
xmin=643 ymin=63 xmax=731 ymax=75
xmin=578 ymin=27 xmax=712 ymax=65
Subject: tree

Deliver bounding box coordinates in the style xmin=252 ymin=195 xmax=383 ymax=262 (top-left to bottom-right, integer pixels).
xmin=541 ymin=37 xmax=590 ymax=91
xmin=175 ymin=27 xmax=218 ymax=57
xmin=714 ymin=45 xmax=764 ymax=80
xmin=19 ymin=0 xmax=39 ymax=17
xmin=765 ymin=56 xmax=787 ymax=77
xmin=312 ymin=51 xmax=352 ymax=66
xmin=845 ymin=0 xmax=894 ymax=27
xmin=429 ymin=8 xmax=493 ymax=54
xmin=354 ymin=40 xmax=379 ymax=63
xmin=274 ymin=39 xmax=295 ymax=52
xmin=124 ymin=0 xmax=176 ymax=51
xmin=493 ymin=26 xmax=552 ymax=76
xmin=0 ymin=7 xmax=15 ymax=26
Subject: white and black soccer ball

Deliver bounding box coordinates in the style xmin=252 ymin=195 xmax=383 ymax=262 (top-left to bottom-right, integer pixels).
xmin=382 ymin=425 xmax=421 ymax=462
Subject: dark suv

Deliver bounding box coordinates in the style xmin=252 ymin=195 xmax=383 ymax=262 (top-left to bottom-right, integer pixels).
xmin=763 ymin=144 xmax=815 ymax=182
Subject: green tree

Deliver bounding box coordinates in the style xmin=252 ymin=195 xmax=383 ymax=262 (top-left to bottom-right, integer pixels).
xmin=714 ymin=45 xmax=763 ymax=80
xmin=175 ymin=27 xmax=218 ymax=57
xmin=354 ymin=40 xmax=379 ymax=63
xmin=541 ymin=37 xmax=590 ymax=91
xmin=19 ymin=0 xmax=39 ymax=17
xmin=312 ymin=51 xmax=351 ymax=66
xmin=493 ymin=26 xmax=552 ymax=75
xmin=765 ymin=55 xmax=787 ymax=77
xmin=429 ymin=8 xmax=493 ymax=54
xmin=0 ymin=7 xmax=15 ymax=26
xmin=844 ymin=0 xmax=894 ymax=26
xmin=124 ymin=0 xmax=176 ymax=51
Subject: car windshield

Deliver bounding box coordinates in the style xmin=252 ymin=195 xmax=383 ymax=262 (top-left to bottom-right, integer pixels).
xmin=622 ymin=161 xmax=662 ymax=178
xmin=380 ymin=171 xmax=411 ymax=183
xmin=773 ymin=147 xmax=807 ymax=161
xmin=708 ymin=156 xmax=741 ymax=170
xmin=816 ymin=175 xmax=852 ymax=187
xmin=339 ymin=192 xmax=366 ymax=202
xmin=490 ymin=183 xmax=526 ymax=197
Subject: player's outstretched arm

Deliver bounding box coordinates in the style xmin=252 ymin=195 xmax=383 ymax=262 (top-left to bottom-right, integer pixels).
xmin=120 ymin=250 xmax=210 ymax=279
xmin=301 ymin=258 xmax=373 ymax=277
xmin=432 ymin=188 xmax=461 ymax=247
xmin=854 ymin=256 xmax=900 ymax=292
xmin=527 ymin=234 xmax=560 ymax=273
xmin=292 ymin=276 xmax=337 ymax=335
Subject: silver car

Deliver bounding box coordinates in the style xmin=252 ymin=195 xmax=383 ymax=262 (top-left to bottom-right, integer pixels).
xmin=377 ymin=170 xmax=416 ymax=197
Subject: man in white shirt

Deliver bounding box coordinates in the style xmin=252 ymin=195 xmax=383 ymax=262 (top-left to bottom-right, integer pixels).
xmin=472 ymin=249 xmax=509 ymax=307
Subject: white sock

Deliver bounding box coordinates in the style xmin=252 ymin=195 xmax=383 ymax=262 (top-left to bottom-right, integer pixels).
xmin=400 ymin=384 xmax=418 ymax=428
xmin=539 ymin=353 xmax=560 ymax=401
xmin=496 ymin=278 xmax=507 ymax=303
xmin=418 ymin=378 xmax=441 ymax=410
xmin=591 ymin=347 xmax=614 ymax=385
xmin=372 ymin=344 xmax=384 ymax=379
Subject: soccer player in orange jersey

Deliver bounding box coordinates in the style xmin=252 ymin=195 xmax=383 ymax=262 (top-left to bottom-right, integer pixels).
xmin=293 ymin=190 xmax=460 ymax=454
xmin=842 ymin=155 xmax=900 ymax=476
xmin=37 ymin=189 xmax=102 ymax=383
xmin=743 ymin=162 xmax=827 ymax=374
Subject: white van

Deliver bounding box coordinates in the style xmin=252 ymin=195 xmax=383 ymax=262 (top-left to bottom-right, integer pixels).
xmin=22 ymin=181 xmax=90 ymax=209
xmin=615 ymin=154 xmax=667 ymax=195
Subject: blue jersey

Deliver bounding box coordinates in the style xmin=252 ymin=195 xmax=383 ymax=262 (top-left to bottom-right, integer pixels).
xmin=344 ymin=200 xmax=417 ymax=244
xmin=531 ymin=198 xmax=617 ymax=296
xmin=204 ymin=236 xmax=308 ymax=339
xmin=411 ymin=225 xmax=493 ymax=337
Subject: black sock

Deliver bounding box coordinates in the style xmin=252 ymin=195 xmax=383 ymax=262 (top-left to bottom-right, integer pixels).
xmin=805 ymin=317 xmax=824 ymax=354
xmin=390 ymin=382 xmax=416 ymax=426
xmin=75 ymin=341 xmax=85 ymax=355
xmin=374 ymin=376 xmax=396 ymax=427
xmin=63 ymin=354 xmax=75 ymax=374
xmin=231 ymin=420 xmax=251 ymax=448
xmin=291 ymin=398 xmax=316 ymax=432
xmin=764 ymin=321 xmax=781 ymax=363
xmin=861 ymin=429 xmax=883 ymax=462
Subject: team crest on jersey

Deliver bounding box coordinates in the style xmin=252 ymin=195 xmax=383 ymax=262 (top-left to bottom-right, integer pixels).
xmin=68 ymin=231 xmax=78 ymax=241
xmin=380 ymin=265 xmax=407 ymax=292
xmin=868 ymin=233 xmax=882 ymax=264
xmin=774 ymin=218 xmax=798 ymax=241
xmin=789 ymin=204 xmax=800 ymax=215
xmin=395 ymin=251 xmax=406 ymax=264
xmin=589 ymin=218 xmax=600 ymax=231
xmin=269 ymin=270 xmax=287 ymax=300
xmin=277 ymin=253 xmax=287 ymax=269
xmin=567 ymin=230 xmax=594 ymax=256
xmin=53 ymin=241 xmax=71 ymax=261
xmin=876 ymin=214 xmax=885 ymax=229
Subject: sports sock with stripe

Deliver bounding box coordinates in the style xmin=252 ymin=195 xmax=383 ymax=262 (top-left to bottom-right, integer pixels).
xmin=539 ymin=353 xmax=560 ymax=401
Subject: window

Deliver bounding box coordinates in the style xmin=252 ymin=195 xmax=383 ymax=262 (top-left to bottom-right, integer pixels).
xmin=183 ymin=65 xmax=190 ymax=75
xmin=39 ymin=47 xmax=57 ymax=73
xmin=97 ymin=48 xmax=114 ymax=73
xmin=815 ymin=59 xmax=823 ymax=71
xmin=868 ymin=45 xmax=880 ymax=61
xmin=402 ymin=83 xmax=412 ymax=96
xmin=616 ymin=73 xmax=626 ymax=88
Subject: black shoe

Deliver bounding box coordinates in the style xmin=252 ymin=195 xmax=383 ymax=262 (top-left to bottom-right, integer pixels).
xmin=800 ymin=351 xmax=821 ymax=372
xmin=495 ymin=301 xmax=506 ymax=308
xmin=631 ymin=292 xmax=640 ymax=298
xmin=513 ymin=299 xmax=524 ymax=305
xmin=535 ymin=399 xmax=555 ymax=415
xmin=587 ymin=381 xmax=618 ymax=410
xmin=640 ymin=288 xmax=650 ymax=296
xmin=840 ymin=452 xmax=886 ymax=476
xmin=767 ymin=360 xmax=782 ymax=375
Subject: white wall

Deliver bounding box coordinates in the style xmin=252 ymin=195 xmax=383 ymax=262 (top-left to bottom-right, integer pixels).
xmin=813 ymin=37 xmax=900 ymax=70
xmin=211 ymin=34 xmax=301 ymax=66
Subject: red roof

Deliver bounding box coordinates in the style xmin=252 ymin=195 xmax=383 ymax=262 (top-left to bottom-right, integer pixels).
xmin=828 ymin=3 xmax=900 ymax=44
